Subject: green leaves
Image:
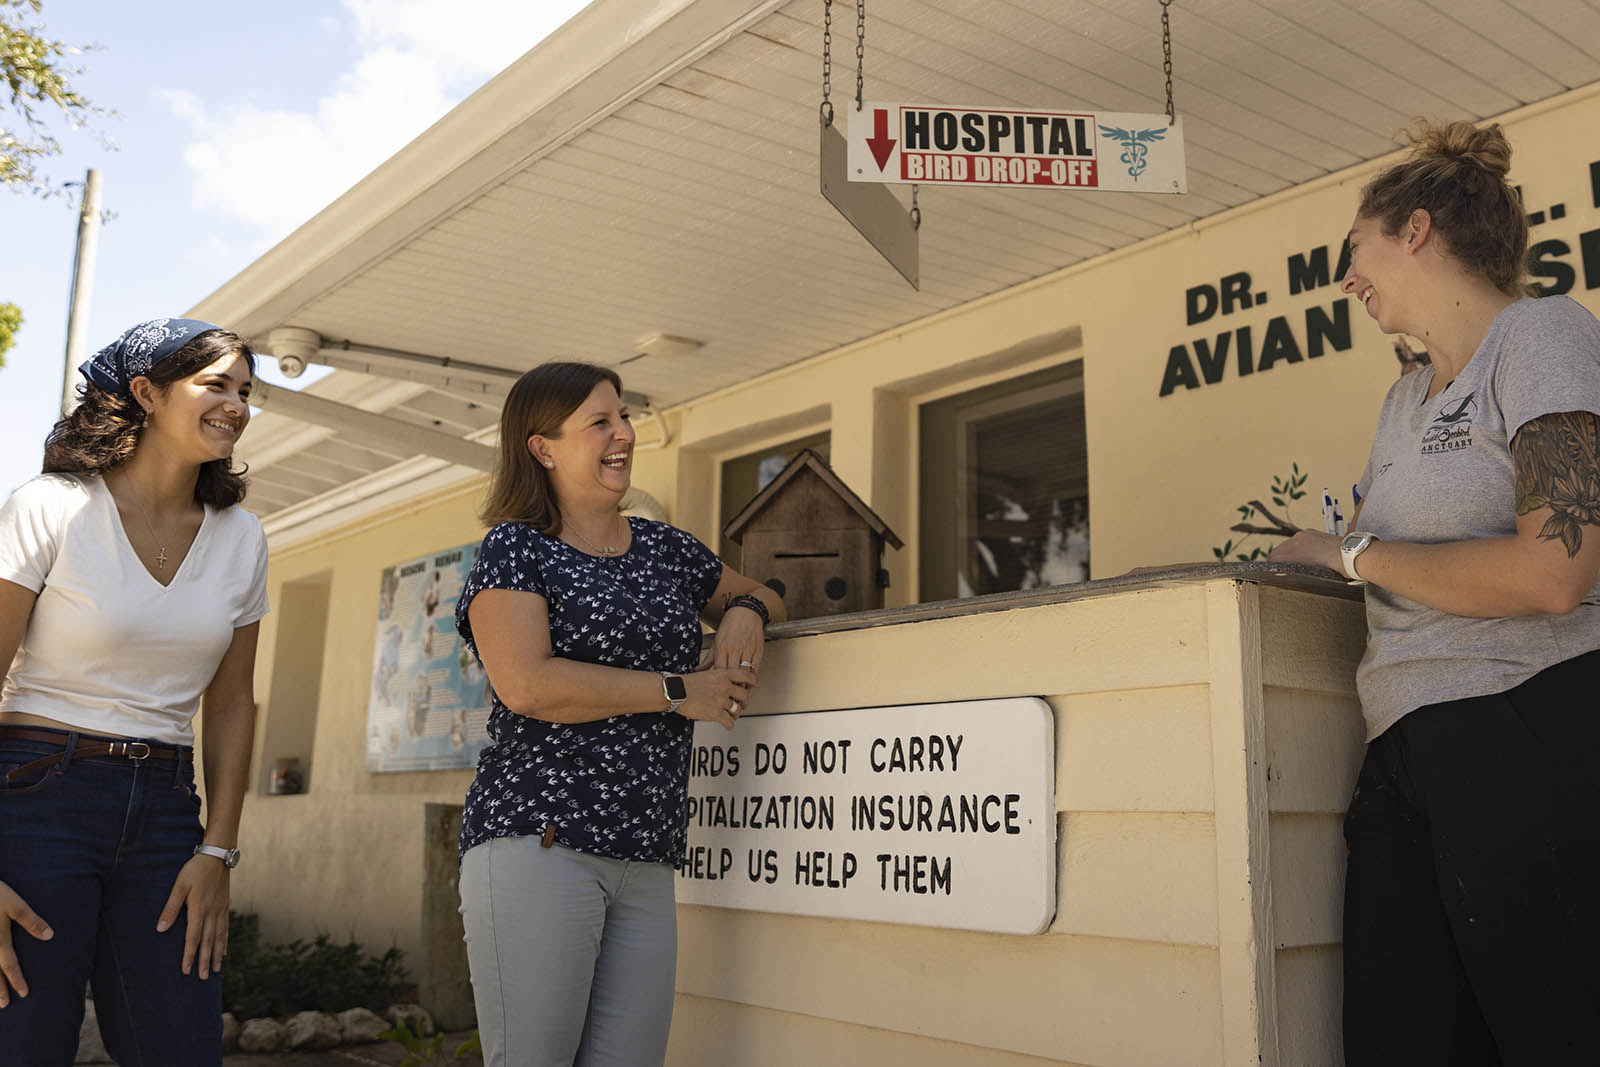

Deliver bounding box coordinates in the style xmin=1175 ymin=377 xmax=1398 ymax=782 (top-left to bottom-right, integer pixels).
xmin=0 ymin=0 xmax=106 ymax=199
xmin=221 ymin=911 xmax=414 ymax=1020
xmin=1269 ymin=462 xmax=1308 ymax=507
xmin=0 ymin=302 xmax=19 ymax=368
xmin=1213 ymin=462 xmax=1311 ymax=563
xmin=381 ymin=1018 xmax=483 ymax=1067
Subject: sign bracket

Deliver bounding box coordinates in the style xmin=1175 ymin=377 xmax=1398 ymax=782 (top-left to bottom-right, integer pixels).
xmin=821 ymin=120 xmax=920 ymax=289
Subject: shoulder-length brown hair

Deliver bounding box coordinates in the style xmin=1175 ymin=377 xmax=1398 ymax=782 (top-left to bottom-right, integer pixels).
xmin=480 ymin=361 xmax=623 ymax=534
xmin=43 ymin=329 xmax=256 ymax=508
xmin=1358 ymin=119 xmax=1530 ymax=297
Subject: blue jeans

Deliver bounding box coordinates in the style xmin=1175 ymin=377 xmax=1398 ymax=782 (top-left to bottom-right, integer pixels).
xmin=0 ymin=728 xmax=222 ymax=1066
xmin=459 ymin=836 xmax=678 ymax=1067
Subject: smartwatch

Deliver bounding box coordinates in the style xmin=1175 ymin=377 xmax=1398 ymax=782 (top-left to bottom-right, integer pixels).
xmin=194 ymin=844 xmax=241 ymax=869
xmin=1339 ymin=531 xmax=1379 ymax=583
xmin=660 ymin=673 xmax=688 ymax=715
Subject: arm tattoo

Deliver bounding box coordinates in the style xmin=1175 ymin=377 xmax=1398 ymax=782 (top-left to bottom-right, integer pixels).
xmin=1512 ymin=410 xmax=1600 ymax=558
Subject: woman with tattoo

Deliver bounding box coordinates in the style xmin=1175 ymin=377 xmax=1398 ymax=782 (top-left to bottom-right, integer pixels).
xmin=1271 ymin=122 xmax=1600 ymax=1064
xmin=453 ymin=361 xmax=785 ymax=1066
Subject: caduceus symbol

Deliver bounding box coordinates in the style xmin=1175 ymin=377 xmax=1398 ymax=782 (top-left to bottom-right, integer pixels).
xmin=1097 ymin=124 xmax=1168 ymax=181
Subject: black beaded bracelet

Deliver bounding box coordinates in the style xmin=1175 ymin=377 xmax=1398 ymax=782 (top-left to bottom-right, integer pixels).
xmin=728 ymin=593 xmax=770 ymax=626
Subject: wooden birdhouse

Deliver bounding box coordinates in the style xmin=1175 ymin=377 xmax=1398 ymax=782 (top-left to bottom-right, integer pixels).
xmin=722 ymin=449 xmax=903 ymax=618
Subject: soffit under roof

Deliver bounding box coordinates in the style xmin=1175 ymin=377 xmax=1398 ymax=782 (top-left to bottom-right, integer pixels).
xmin=193 ymin=0 xmax=1600 ymax=531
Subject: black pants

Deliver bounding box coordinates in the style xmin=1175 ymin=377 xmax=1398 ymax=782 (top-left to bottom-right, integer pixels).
xmin=1343 ymin=648 xmax=1600 ymax=1067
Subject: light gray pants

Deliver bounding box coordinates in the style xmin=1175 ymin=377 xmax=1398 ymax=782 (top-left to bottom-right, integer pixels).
xmin=459 ymin=836 xmax=678 ymax=1067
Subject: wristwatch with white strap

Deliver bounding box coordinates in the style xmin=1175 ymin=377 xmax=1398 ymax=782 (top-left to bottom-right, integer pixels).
xmin=1339 ymin=531 xmax=1379 ymax=583
xmin=194 ymin=844 xmax=241 ymax=868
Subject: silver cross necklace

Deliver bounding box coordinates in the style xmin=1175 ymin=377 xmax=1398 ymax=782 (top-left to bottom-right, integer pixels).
xmin=127 ymin=485 xmax=172 ymax=569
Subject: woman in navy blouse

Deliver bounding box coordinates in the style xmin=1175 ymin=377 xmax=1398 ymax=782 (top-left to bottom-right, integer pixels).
xmin=455 ymin=361 xmax=785 ymax=1066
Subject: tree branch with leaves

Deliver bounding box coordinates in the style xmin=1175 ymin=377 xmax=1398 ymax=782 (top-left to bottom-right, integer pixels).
xmin=0 ymin=302 xmax=20 ymax=367
xmin=1213 ymin=463 xmax=1310 ymax=562
xmin=1 ymin=0 xmax=105 ymax=200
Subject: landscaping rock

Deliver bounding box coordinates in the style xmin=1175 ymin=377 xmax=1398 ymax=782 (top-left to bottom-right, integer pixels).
xmin=75 ymin=999 xmax=111 ymax=1064
xmin=286 ymin=1010 xmax=342 ymax=1050
xmin=221 ymin=1012 xmax=240 ymax=1053
xmin=337 ymin=1006 xmax=390 ymax=1044
xmin=384 ymin=1002 xmax=435 ymax=1036
xmin=237 ymin=1017 xmax=286 ymax=1053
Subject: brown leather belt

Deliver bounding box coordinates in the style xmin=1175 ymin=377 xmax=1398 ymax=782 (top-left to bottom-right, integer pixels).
xmin=0 ymin=726 xmax=192 ymax=785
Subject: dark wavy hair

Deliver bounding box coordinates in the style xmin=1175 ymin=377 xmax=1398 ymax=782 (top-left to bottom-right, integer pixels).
xmin=43 ymin=329 xmax=256 ymax=508
xmin=480 ymin=361 xmax=623 ymax=534
xmin=1358 ymin=119 xmax=1530 ymax=297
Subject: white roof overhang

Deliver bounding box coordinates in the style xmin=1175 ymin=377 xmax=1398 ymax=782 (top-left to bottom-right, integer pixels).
xmin=188 ymin=0 xmax=1600 ymax=541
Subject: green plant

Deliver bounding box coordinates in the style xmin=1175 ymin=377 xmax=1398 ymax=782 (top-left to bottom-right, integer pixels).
xmin=0 ymin=302 xmax=19 ymax=367
xmin=1 ymin=0 xmax=110 ymax=199
xmin=1213 ymin=462 xmax=1310 ymax=562
xmin=381 ymin=1017 xmax=482 ymax=1067
xmin=222 ymin=911 xmax=413 ymax=1019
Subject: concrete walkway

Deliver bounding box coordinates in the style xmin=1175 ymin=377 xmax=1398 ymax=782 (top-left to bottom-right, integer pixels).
xmin=223 ymin=1030 xmax=480 ymax=1067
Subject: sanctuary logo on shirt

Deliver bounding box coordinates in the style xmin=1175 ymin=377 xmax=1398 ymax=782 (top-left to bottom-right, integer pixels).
xmin=1422 ymin=392 xmax=1477 ymax=454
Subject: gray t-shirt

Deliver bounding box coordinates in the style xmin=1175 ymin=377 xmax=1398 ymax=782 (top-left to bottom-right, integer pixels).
xmin=1353 ymin=295 xmax=1600 ymax=739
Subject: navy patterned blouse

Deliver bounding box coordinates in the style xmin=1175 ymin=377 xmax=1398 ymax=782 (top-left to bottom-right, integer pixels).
xmin=455 ymin=516 xmax=725 ymax=864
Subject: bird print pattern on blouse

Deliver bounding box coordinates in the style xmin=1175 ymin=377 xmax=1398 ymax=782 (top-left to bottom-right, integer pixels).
xmin=455 ymin=516 xmax=724 ymax=865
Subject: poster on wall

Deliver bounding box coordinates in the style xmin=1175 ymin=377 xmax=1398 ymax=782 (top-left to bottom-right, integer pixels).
xmin=364 ymin=543 xmax=493 ymax=772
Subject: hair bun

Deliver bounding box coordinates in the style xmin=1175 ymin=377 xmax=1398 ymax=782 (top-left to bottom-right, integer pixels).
xmin=1405 ymin=119 xmax=1512 ymax=179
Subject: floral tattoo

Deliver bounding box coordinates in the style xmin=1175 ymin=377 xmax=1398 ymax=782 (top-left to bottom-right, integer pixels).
xmin=1513 ymin=410 xmax=1600 ymax=558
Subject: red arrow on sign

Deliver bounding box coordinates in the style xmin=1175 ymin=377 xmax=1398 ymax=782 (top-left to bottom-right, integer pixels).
xmin=866 ymin=108 xmax=897 ymax=171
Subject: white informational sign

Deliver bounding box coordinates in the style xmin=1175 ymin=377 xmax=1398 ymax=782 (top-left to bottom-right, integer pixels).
xmin=676 ymin=698 xmax=1056 ymax=935
xmin=364 ymin=543 xmax=493 ymax=772
xmin=847 ymin=101 xmax=1187 ymax=194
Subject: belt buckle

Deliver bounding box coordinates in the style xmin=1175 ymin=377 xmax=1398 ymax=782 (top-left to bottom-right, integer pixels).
xmin=113 ymin=741 xmax=152 ymax=760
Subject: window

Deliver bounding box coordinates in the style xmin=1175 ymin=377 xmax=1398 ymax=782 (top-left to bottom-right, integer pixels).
xmin=718 ymin=430 xmax=831 ymax=563
xmin=919 ymin=362 xmax=1088 ymax=601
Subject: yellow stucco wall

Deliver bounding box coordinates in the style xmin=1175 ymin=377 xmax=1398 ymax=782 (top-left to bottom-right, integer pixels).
xmin=233 ymin=482 xmax=486 ymax=961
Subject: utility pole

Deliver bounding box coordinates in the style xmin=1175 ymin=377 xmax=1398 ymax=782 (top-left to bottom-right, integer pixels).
xmin=61 ymin=168 xmax=103 ymax=415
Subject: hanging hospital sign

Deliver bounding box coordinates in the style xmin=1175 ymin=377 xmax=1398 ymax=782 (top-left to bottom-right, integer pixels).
xmin=847 ymin=102 xmax=1186 ymax=194
xmin=676 ymin=697 xmax=1056 ymax=935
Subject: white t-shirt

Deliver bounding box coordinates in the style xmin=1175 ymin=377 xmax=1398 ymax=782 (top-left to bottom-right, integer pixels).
xmin=0 ymin=473 xmax=269 ymax=744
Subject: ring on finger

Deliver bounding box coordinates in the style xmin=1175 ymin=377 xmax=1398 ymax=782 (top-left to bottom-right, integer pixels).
xmin=726 ymin=700 xmax=741 ymax=715
xmin=739 ymin=659 xmax=755 ymax=669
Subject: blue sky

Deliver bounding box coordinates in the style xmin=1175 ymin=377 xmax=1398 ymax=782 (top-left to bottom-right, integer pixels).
xmin=2 ymin=0 xmax=590 ymax=496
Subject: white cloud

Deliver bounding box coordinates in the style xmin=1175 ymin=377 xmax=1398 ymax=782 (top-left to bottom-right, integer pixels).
xmin=162 ymin=0 xmax=592 ymax=251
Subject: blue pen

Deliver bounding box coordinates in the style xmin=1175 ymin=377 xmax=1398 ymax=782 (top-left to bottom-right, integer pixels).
xmin=1352 ymin=483 xmax=1362 ymax=508
xmin=1321 ymin=489 xmax=1336 ymax=535
xmin=1333 ymin=500 xmax=1346 ymax=536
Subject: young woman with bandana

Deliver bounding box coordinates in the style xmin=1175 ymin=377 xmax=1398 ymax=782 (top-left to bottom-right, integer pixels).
xmin=454 ymin=362 xmax=784 ymax=1066
xmin=0 ymin=319 xmax=268 ymax=1064
xmin=1270 ymin=123 xmax=1600 ymax=1063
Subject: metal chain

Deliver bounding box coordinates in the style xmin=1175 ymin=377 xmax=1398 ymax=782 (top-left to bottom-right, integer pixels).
xmin=820 ymin=0 xmax=833 ymax=126
xmin=1161 ymin=0 xmax=1176 ymax=125
xmin=910 ymin=184 xmax=921 ymax=230
xmin=855 ymin=0 xmax=866 ymax=111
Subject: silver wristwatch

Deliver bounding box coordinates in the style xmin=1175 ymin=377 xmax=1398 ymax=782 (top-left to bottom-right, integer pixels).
xmin=194 ymin=844 xmax=241 ymax=869
xmin=660 ymin=672 xmax=688 ymax=715
xmin=1339 ymin=531 xmax=1379 ymax=583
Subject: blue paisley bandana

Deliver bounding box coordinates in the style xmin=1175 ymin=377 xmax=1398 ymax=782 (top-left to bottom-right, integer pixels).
xmin=78 ymin=318 xmax=223 ymax=397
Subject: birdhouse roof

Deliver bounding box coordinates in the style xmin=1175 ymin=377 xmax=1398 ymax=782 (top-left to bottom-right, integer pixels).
xmin=722 ymin=449 xmax=903 ymax=548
